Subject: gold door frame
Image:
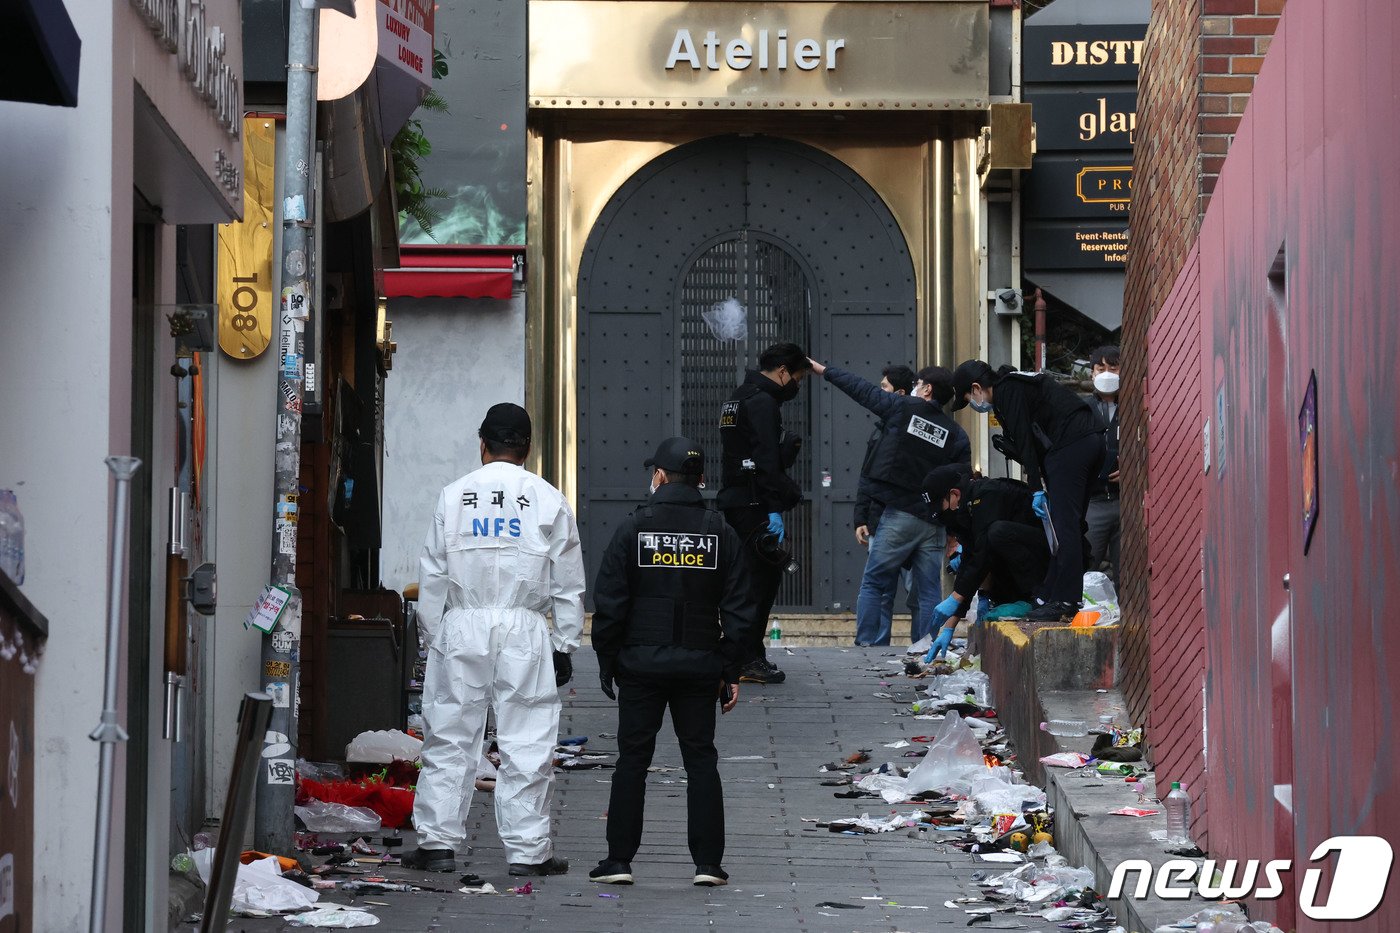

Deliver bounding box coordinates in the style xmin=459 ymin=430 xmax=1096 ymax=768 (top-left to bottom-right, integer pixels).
xmin=526 ymin=115 xmax=984 ymax=504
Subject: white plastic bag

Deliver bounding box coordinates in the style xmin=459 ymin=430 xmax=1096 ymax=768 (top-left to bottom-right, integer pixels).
xmin=970 ymin=774 xmax=1047 ymax=816
xmin=701 ymin=297 xmax=748 ymax=342
xmin=294 ymin=800 xmax=384 ymax=833
xmin=1082 ymin=572 xmax=1121 ymax=625
xmin=345 ymin=728 xmax=422 ymax=763
xmin=907 ymin=633 xmax=933 ymax=656
xmin=904 ymin=711 xmax=987 ymax=795
xmin=192 ymin=851 xmax=321 ymax=914
xmin=288 ymin=905 xmax=381 ymax=927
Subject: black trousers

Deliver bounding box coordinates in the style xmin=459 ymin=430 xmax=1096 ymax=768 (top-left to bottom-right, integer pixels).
xmin=1041 ymin=432 xmax=1106 ymax=603
xmin=723 ymin=506 xmax=783 ymax=663
xmin=607 ymin=673 xmax=724 ymax=866
xmin=984 ymin=520 xmax=1052 ymax=605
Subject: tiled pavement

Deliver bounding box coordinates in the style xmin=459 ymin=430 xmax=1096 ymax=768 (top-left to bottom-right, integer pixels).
xmin=210 ymin=648 xmax=1039 ymax=932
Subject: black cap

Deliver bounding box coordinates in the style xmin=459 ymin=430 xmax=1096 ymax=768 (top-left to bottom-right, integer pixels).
xmin=949 ymin=360 xmax=995 ymax=412
xmin=923 ymin=463 xmax=972 ymax=507
xmin=479 ymin=403 xmax=532 ymax=445
xmin=645 ymin=436 xmax=705 ymax=476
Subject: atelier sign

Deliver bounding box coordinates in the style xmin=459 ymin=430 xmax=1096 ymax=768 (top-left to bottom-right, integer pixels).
xmin=129 ymin=0 xmax=242 ymax=139
xmin=666 ymin=29 xmax=846 ymax=72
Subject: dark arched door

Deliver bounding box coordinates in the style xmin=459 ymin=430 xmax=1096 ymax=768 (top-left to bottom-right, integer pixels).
xmin=578 ymin=136 xmax=916 ymax=611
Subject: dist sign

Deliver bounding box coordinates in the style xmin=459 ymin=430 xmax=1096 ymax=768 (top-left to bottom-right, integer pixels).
xmin=217 ymin=117 xmax=276 ymax=359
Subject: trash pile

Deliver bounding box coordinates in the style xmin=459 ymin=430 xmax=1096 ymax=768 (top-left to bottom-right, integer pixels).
xmin=818 ymin=655 xmax=1128 ymax=931
xmin=553 ymin=735 xmax=614 ymax=770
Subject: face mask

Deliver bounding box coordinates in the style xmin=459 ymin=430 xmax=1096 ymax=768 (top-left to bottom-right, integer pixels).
xmin=937 ymin=507 xmax=959 ymax=526
xmin=1093 ymin=371 xmax=1121 ymax=395
xmin=649 ymin=470 xmax=660 ymax=495
xmin=775 ymin=374 xmax=801 ymax=402
xmin=968 ymin=391 xmax=993 ymax=414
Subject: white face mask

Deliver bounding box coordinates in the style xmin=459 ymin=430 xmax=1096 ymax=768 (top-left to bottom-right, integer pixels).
xmin=1093 ymin=371 xmax=1121 ymax=395
xmin=649 ymin=470 xmax=660 ymax=495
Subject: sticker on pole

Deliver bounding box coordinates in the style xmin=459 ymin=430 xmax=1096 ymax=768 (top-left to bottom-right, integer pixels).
xmin=266 ymin=758 xmax=296 ymax=785
xmin=245 ymin=584 xmax=293 ymax=634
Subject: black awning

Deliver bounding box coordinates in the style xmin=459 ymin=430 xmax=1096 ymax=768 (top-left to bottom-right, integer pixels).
xmin=0 ymin=0 xmax=81 ymax=107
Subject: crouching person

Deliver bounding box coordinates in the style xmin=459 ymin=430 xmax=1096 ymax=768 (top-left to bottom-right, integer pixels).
xmin=921 ymin=464 xmax=1051 ymax=660
xmin=590 ymin=437 xmax=755 ymax=888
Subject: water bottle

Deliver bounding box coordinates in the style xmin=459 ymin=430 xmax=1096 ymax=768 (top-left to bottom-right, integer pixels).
xmin=769 ymin=619 xmax=783 ymax=649
xmin=1039 ymin=719 xmax=1088 ymax=737
xmin=0 ymin=489 xmax=24 ymax=584
xmin=1165 ymin=781 xmax=1193 ymax=841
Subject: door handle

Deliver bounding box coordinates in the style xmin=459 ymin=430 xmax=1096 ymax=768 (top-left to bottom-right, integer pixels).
xmin=1282 ymin=573 xmax=1290 ymax=591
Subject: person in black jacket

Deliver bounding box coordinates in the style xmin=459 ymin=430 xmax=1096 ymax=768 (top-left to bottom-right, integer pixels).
xmin=853 ymin=365 xmax=919 ymax=634
xmin=1085 ymin=346 xmax=1121 ymax=581
xmin=919 ymin=464 xmax=1050 ymax=658
xmin=950 ymin=360 xmax=1105 ymax=622
xmin=716 ymin=343 xmax=811 ymax=684
xmin=808 ymin=358 xmax=971 ymax=645
xmin=589 ymin=437 xmax=753 ymax=889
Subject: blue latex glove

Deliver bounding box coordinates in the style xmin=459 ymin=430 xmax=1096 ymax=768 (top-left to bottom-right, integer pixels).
xmin=947 ymin=545 xmax=962 ymax=573
xmin=767 ymin=512 xmax=785 ymax=542
xmin=1032 ymin=490 xmax=1049 ymax=520
xmin=924 ymin=626 xmax=955 ymax=662
xmin=935 ymin=594 xmax=961 ymax=617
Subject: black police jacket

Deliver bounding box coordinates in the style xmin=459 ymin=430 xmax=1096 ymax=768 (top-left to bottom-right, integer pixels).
xmin=825 ymin=365 xmax=971 ymax=519
xmin=716 ymin=371 xmax=803 ymax=514
xmin=991 ymin=369 xmax=1102 ymax=489
xmin=1089 ymin=395 xmax=1120 ymax=497
xmin=853 ymin=420 xmax=883 ymax=529
xmin=591 ymin=483 xmax=755 ymax=680
xmin=943 ymin=476 xmax=1041 ymax=615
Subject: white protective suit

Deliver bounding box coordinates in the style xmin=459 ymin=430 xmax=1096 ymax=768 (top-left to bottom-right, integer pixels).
xmin=413 ymin=460 xmax=586 ymax=863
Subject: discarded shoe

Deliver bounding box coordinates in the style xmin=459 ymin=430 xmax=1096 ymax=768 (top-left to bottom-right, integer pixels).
xmin=693 ymin=864 xmax=729 ymax=886
xmin=1026 ymin=601 xmax=1078 ymax=623
xmin=508 ymin=855 xmax=569 ymax=876
xmin=739 ymin=660 xmax=785 ymax=684
xmin=588 ymin=860 xmax=634 ymax=884
xmin=400 ymin=847 xmax=456 ymax=872
xmin=984 ymin=600 xmax=1033 ymax=621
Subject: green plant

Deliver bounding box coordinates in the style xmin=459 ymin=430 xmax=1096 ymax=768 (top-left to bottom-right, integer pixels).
xmin=393 ymin=50 xmax=450 ymax=238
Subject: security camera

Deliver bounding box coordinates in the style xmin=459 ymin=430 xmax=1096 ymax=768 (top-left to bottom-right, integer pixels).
xmin=995 ymin=289 xmax=1022 ymax=315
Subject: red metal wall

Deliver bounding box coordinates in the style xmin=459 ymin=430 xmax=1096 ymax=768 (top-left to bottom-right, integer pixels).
xmin=1145 ymin=246 xmax=1208 ymax=847
xmin=1184 ymin=0 xmax=1400 ymax=926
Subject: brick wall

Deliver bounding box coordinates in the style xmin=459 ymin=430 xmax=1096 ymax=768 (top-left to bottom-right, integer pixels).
xmin=1118 ymin=0 xmax=1281 ymax=742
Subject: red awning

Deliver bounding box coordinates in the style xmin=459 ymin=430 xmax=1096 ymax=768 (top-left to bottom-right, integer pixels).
xmin=385 ymin=245 xmax=519 ymax=300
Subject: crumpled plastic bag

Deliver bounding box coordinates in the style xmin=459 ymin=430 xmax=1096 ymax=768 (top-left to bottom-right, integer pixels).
xmin=297 ymin=760 xmax=347 ymax=783
xmin=988 ymin=859 xmax=1096 ymax=904
xmin=970 ymin=774 xmax=1047 ymax=816
xmin=287 ymin=905 xmax=381 ymax=927
xmin=294 ymin=800 xmax=383 ymax=834
xmin=924 ymin=669 xmax=992 ymax=705
xmin=192 ymin=850 xmax=320 ymax=914
xmin=1082 ymin=572 xmax=1121 ymax=625
xmin=904 ymin=711 xmax=988 ymax=796
xmin=345 ymin=729 xmax=422 ymax=763
xmin=907 ymin=633 xmax=933 ymax=656
xmin=855 ymin=769 xmax=914 ymax=804
xmin=1152 ymin=908 xmax=1283 ymax=933
xmin=701 ymin=297 xmax=748 ymax=342
xmin=1040 ymin=751 xmax=1092 ymax=768
xmin=830 ymin=811 xmax=924 ymax=834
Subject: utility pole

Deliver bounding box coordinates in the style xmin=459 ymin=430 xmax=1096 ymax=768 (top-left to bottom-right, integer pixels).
xmin=256 ymin=0 xmax=318 ymax=853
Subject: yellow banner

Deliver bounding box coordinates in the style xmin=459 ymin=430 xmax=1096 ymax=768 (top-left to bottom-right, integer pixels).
xmin=218 ymin=117 xmax=276 ymax=359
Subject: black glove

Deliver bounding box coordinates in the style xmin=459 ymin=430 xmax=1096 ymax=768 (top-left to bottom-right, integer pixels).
xmin=552 ymin=651 xmax=573 ymax=687
xmin=598 ymin=655 xmax=617 ymax=700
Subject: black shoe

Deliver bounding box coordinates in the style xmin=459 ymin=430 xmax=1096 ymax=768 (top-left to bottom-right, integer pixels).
xmin=1026 ymin=601 xmax=1078 ymax=623
xmin=589 ymin=859 xmax=634 ymax=884
xmin=739 ymin=660 xmax=785 ymax=684
xmin=509 ymin=855 xmax=569 ymax=876
xmin=693 ymin=864 xmax=729 ymax=886
xmin=401 ymin=847 xmax=456 ymax=872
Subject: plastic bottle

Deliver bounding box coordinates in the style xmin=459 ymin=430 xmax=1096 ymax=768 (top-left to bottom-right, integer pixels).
xmin=1165 ymin=781 xmax=1193 ymax=841
xmin=0 ymin=490 xmax=24 ymax=584
xmin=769 ymin=619 xmax=783 ymax=649
xmin=1039 ymin=719 xmax=1088 ymax=737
